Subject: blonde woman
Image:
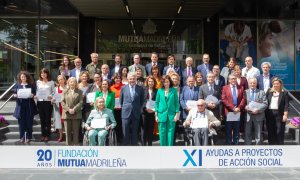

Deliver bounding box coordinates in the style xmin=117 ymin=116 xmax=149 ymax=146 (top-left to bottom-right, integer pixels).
xmin=61 ymin=77 xmax=83 ymax=145
xmin=52 ymin=75 xmax=66 ymax=142
xmin=85 ymin=97 xmax=116 ymax=146
xmin=266 ymin=78 xmax=289 ymax=145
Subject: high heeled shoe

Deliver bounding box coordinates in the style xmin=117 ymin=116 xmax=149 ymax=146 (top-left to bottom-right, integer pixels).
xmin=57 ymin=137 xmax=62 ymax=142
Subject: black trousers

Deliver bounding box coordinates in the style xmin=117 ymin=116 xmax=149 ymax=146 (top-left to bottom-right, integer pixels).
xmin=266 ymin=109 xmax=285 ymax=145
xmin=37 ymin=101 xmax=52 ymax=138
xmin=114 ymin=109 xmax=123 ymax=144
xmin=142 ymin=111 xmax=155 ymax=146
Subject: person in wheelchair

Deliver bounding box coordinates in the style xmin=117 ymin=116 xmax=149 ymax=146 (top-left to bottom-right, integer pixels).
xmin=183 ymin=99 xmax=220 ymax=146
xmin=84 ymin=97 xmax=116 ymax=146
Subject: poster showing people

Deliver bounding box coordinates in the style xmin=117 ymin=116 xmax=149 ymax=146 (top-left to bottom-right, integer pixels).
xmin=295 ymin=21 xmax=300 ymax=90
xmin=219 ymin=20 xmax=256 ymax=68
xmin=257 ymin=20 xmax=295 ymax=90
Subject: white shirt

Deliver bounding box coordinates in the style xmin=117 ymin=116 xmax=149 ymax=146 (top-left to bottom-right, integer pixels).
xmin=102 ymin=73 xmax=108 ymax=80
xmin=214 ymin=76 xmax=219 ymax=85
xmin=185 ymin=108 xmax=221 ymax=128
xmin=36 ymin=80 xmax=55 ymax=101
xmin=186 ymin=66 xmax=193 ymax=76
xmin=269 ymin=95 xmax=279 ymax=109
xmin=242 ymin=66 xmax=260 ymax=80
xmin=75 ymin=67 xmax=81 ymax=82
xmin=263 ymin=74 xmax=271 ymax=93
xmin=114 ymin=64 xmax=120 ymax=74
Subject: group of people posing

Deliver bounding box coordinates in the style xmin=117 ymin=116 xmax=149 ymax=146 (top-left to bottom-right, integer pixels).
xmin=13 ymin=52 xmax=289 ymax=146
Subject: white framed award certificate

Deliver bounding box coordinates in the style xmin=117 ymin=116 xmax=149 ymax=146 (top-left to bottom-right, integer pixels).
xmin=17 ymin=88 xmax=31 ymax=99
xmin=86 ymin=92 xmax=96 ymax=103
xmin=146 ymin=100 xmax=155 ymax=110
xmin=36 ymin=88 xmax=50 ymax=100
xmin=91 ymin=118 xmax=106 ymax=129
xmin=191 ymin=117 xmax=208 ymax=128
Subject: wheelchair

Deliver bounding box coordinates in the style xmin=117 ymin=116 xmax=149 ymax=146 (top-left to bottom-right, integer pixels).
xmin=184 ymin=127 xmax=215 ymax=146
xmin=83 ymin=127 xmax=117 ymax=146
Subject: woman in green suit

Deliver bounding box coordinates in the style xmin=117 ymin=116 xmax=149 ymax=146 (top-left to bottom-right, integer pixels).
xmin=155 ymin=75 xmax=180 ymax=146
xmin=95 ymin=79 xmax=115 ymax=111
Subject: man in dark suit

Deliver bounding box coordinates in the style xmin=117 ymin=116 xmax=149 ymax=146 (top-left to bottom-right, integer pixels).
xmin=120 ymin=72 xmax=144 ymax=145
xmin=181 ymin=57 xmax=197 ymax=87
xmin=196 ymin=53 xmax=213 ymax=83
xmin=180 ymin=76 xmax=200 ymax=121
xmin=101 ymin=64 xmax=112 ymax=84
xmin=212 ymin=65 xmax=226 ymax=89
xmin=70 ymin=57 xmax=86 ymax=83
xmin=145 ymin=52 xmax=163 ymax=76
xmin=221 ymin=74 xmax=246 ymax=145
xmin=109 ymin=54 xmax=124 ymax=76
xmin=257 ymin=62 xmax=274 ymax=93
xmin=163 ymin=54 xmax=181 ymax=75
xmin=198 ymin=72 xmax=221 ymax=119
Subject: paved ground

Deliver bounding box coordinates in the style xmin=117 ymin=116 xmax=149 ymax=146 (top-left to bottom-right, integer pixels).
xmin=0 ymin=168 xmax=300 ymax=180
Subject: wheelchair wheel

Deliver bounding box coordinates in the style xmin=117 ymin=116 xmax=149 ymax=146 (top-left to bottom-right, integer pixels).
xmin=82 ymin=131 xmax=89 ymax=146
xmin=108 ymin=128 xmax=117 ymax=146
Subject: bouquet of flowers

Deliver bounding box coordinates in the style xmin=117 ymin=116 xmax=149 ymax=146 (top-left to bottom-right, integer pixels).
xmin=0 ymin=115 xmax=9 ymax=127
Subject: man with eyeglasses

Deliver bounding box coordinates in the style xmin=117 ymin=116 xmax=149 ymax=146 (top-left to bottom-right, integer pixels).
xmin=212 ymin=65 xmax=226 ymax=89
xmin=221 ymin=74 xmax=246 ymax=145
xmin=183 ymin=99 xmax=220 ymax=146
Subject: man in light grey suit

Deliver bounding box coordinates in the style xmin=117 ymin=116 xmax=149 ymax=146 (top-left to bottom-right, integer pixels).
xmin=198 ymin=72 xmax=221 ymax=119
xmin=128 ymin=54 xmax=147 ymax=78
xmin=244 ymin=78 xmax=268 ymax=145
xmin=120 ymin=72 xmax=144 ymax=145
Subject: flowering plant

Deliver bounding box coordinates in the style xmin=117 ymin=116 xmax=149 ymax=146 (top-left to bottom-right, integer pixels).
xmin=0 ymin=115 xmax=9 ymax=127
xmin=290 ymin=117 xmax=300 ymax=127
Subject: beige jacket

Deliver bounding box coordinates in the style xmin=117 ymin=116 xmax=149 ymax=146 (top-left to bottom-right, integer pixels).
xmin=61 ymin=88 xmax=83 ymax=119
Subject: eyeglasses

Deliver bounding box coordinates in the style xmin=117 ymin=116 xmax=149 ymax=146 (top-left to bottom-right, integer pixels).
xmin=197 ymin=104 xmax=204 ymax=107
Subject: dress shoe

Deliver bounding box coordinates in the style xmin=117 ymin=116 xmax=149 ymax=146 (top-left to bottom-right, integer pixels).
xmin=44 ymin=137 xmax=49 ymax=142
xmin=19 ymin=139 xmax=25 ymax=143
xmin=25 ymin=139 xmax=31 ymax=144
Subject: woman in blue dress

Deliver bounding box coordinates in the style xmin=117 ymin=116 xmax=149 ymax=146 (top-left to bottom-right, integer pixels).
xmin=13 ymin=71 xmax=38 ymax=143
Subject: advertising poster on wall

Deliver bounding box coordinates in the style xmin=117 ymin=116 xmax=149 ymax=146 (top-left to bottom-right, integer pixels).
xmin=295 ymin=21 xmax=300 ymax=90
xmin=257 ymin=20 xmax=295 ymax=90
xmin=219 ymin=19 xmax=257 ymax=69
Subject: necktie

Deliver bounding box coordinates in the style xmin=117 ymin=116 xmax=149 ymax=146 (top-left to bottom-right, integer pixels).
xmin=188 ymin=67 xmax=191 ymax=76
xmin=190 ymin=87 xmax=194 ymax=99
xmin=232 ymin=85 xmax=237 ymax=106
xmin=251 ymin=90 xmax=255 ymax=101
xmin=209 ymin=85 xmax=214 ymax=95
xmin=130 ymin=86 xmax=135 ymax=101
xmin=206 ymin=64 xmax=209 ymax=73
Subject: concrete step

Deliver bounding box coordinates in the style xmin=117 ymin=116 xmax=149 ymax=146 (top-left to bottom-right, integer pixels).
xmin=1 ymin=115 xmax=40 ymax=125
xmin=1 ymin=124 xmax=41 ymax=133
xmin=0 ymin=139 xmax=67 ymax=146
xmin=0 ymin=101 xmax=16 ymax=115
xmin=2 ymin=131 xmax=61 ymax=140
